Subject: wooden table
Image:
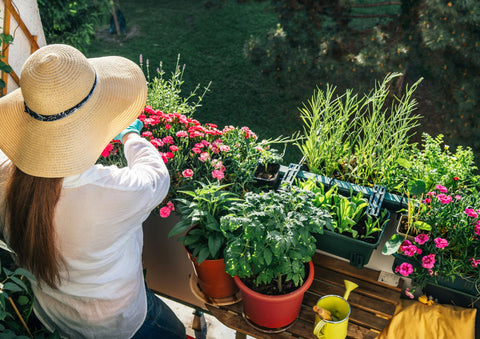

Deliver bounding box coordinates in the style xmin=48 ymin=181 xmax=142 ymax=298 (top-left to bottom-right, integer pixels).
xmin=205 ymin=252 xmax=403 ymax=338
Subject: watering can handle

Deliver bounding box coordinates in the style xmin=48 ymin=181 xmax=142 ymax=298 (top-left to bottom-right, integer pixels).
xmin=343 ymin=280 xmax=359 ymax=300
xmin=313 ymin=319 xmax=327 ymax=338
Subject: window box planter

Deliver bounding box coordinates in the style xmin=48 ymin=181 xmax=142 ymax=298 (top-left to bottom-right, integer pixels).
xmin=280 ymin=164 xmax=407 ymax=212
xmin=315 ymin=210 xmax=391 ymax=268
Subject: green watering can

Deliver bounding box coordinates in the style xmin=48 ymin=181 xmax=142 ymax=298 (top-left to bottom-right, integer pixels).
xmin=313 ymin=280 xmax=359 ymax=339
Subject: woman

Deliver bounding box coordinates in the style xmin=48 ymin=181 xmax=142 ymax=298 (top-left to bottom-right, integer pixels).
xmin=0 ymin=44 xmax=186 ymax=338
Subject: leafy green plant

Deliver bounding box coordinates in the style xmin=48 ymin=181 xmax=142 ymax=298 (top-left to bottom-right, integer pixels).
xmin=0 ymin=239 xmax=59 ymax=338
xmin=295 ymin=73 xmax=422 ymax=188
xmin=220 ymin=184 xmax=333 ymax=294
xmin=142 ymin=54 xmax=211 ymax=117
xmin=332 ymin=192 xmax=369 ymax=237
xmin=0 ymin=31 xmax=13 ymax=89
xmin=388 ymin=133 xmax=479 ymax=194
xmin=168 ymin=182 xmax=242 ymax=264
xmin=364 ymin=209 xmax=390 ymax=240
xmin=298 ymin=178 xmax=389 ymax=240
xmin=37 ymin=0 xmax=109 ymax=52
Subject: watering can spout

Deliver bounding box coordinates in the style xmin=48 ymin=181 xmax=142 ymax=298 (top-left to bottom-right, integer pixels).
xmin=343 ymin=280 xmax=358 ymax=300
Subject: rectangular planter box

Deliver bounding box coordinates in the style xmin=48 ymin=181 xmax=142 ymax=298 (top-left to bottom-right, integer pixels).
xmin=279 ymin=164 xmax=407 ymax=212
xmin=315 ymin=212 xmax=390 ymax=268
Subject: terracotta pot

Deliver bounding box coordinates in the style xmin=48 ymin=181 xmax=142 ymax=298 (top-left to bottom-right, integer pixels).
xmin=187 ymin=251 xmax=238 ymax=299
xmin=234 ymin=261 xmax=314 ymax=330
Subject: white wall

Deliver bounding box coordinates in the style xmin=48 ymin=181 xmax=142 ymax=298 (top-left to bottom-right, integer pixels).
xmin=0 ymin=0 xmax=46 ymax=94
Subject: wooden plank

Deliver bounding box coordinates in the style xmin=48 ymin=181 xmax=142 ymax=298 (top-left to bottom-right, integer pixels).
xmin=314 ymin=266 xmax=401 ymax=305
xmin=1 ymin=1 xmax=11 ymax=96
xmin=313 ymin=252 xmax=382 ymax=283
xmin=306 ymin=280 xmax=397 ymax=318
xmin=4 ymin=0 xmax=40 ymax=51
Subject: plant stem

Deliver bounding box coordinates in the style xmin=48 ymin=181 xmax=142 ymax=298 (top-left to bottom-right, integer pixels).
xmin=9 ymin=297 xmax=32 ymax=338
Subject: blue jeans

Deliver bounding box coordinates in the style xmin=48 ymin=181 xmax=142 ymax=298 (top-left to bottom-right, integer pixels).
xmin=132 ymin=287 xmax=186 ymax=339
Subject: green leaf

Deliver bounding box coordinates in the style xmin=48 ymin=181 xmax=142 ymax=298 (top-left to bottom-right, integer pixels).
xmin=396 ymin=157 xmax=411 ymax=169
xmin=263 ymin=248 xmax=273 ymax=265
xmin=413 ymin=220 xmax=431 ymax=231
xmin=3 ymin=282 xmax=22 ymax=293
xmin=407 ymin=179 xmax=427 ymax=196
xmin=17 ymin=295 xmax=29 ymax=306
xmin=196 ymin=247 xmax=210 ymax=264
xmin=208 ymin=233 xmax=223 ymax=258
xmin=0 ymin=240 xmax=14 ymax=253
xmin=9 ymin=276 xmax=28 ymax=291
xmin=168 ymin=219 xmax=191 ymax=237
xmin=381 ymin=234 xmax=404 ymax=255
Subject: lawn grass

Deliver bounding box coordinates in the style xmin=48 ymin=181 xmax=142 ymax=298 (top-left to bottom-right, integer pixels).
xmin=86 ymin=0 xmax=306 ymax=164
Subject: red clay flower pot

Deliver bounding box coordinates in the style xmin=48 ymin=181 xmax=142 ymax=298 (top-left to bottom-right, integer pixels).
xmin=188 ymin=252 xmax=238 ymax=299
xmin=234 ymin=261 xmax=314 ymax=330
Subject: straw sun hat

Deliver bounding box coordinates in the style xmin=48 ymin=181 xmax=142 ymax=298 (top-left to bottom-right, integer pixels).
xmin=0 ymin=44 xmax=147 ymax=178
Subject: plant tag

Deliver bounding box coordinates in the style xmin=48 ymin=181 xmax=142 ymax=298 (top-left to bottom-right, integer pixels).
xmin=378 ymin=271 xmax=400 ymax=287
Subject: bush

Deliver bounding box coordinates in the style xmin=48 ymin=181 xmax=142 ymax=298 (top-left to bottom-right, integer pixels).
xmin=37 ymin=0 xmax=110 ymax=52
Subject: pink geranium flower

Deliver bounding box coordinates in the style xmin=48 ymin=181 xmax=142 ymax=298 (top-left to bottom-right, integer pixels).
xmin=435 ymin=185 xmax=448 ymax=193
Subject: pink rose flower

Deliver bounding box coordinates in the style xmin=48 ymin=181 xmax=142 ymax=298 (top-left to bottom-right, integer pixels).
xmin=414 ymin=234 xmax=429 ymax=245
xmin=422 ymin=254 xmax=436 ymax=269
xmin=434 ymin=237 xmax=449 ymax=249
xmin=182 ymin=169 xmax=194 ymax=178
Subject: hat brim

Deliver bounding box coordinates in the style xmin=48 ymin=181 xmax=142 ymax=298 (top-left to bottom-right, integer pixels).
xmin=0 ymin=56 xmax=147 ymax=178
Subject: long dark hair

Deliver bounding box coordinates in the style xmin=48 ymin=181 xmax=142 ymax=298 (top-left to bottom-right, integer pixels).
xmin=5 ymin=166 xmax=64 ymax=288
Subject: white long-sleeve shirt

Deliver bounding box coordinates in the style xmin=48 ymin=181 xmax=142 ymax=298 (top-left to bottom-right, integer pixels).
xmin=0 ymin=137 xmax=170 ymax=338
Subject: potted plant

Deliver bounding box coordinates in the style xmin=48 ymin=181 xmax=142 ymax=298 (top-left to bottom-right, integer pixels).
xmin=220 ymin=184 xmax=333 ymax=330
xmin=298 ymin=178 xmax=391 ymax=268
xmin=294 ymin=73 xmax=422 ymax=191
xmin=384 ymin=184 xmax=480 ymax=298
xmin=167 ymin=182 xmax=243 ymax=300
